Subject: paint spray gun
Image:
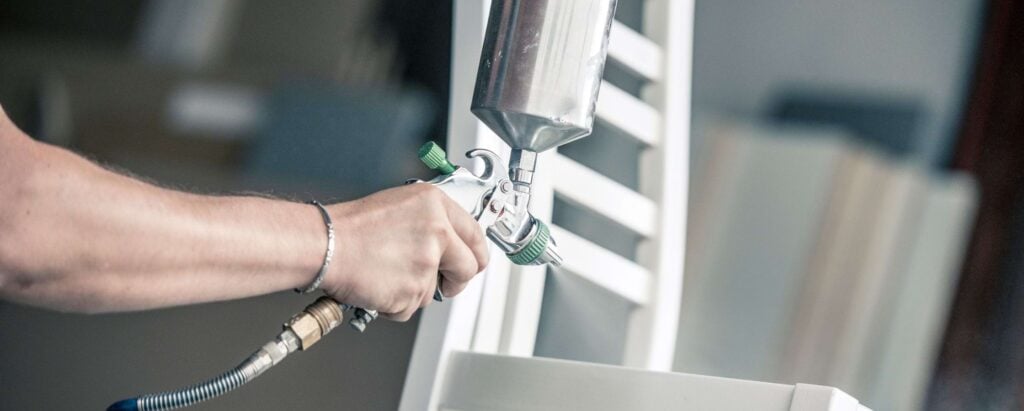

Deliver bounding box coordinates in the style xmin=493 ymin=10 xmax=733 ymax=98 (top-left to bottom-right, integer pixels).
xmin=108 ymin=1 xmax=615 ymax=409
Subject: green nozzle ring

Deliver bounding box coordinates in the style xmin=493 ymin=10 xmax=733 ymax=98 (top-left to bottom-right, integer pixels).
xmin=508 ymin=220 xmax=551 ymax=265
xmin=418 ymin=141 xmax=457 ymax=175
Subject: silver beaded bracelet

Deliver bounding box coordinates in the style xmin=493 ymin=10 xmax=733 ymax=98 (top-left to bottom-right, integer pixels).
xmin=296 ymin=200 xmax=335 ymax=294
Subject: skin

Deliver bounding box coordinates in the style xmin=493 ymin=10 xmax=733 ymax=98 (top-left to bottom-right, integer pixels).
xmin=0 ymin=105 xmax=488 ymax=321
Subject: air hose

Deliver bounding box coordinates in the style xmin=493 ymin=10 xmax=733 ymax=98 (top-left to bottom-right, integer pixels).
xmin=107 ymin=297 xmax=377 ymax=411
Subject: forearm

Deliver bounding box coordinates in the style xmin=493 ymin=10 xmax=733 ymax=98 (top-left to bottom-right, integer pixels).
xmin=0 ymin=107 xmax=489 ymax=318
xmin=0 ymin=131 xmax=324 ymax=313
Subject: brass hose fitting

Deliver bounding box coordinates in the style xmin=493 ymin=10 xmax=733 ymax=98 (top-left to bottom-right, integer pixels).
xmin=108 ymin=297 xmax=357 ymax=410
xmin=286 ymin=297 xmax=345 ymax=350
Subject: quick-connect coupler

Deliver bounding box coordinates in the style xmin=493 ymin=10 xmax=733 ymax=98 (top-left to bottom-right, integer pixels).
xmin=285 ymin=296 xmax=344 ymax=350
xmin=108 ymin=297 xmax=371 ymax=411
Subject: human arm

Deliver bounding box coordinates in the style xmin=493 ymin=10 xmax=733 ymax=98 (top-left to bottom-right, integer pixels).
xmin=0 ymin=107 xmax=487 ymax=318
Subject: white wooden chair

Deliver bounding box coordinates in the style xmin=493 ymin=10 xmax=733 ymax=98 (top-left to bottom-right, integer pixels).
xmin=400 ymin=1 xmax=870 ymax=410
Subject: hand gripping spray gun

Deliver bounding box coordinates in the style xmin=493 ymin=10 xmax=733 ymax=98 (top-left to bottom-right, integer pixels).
xmin=108 ymin=1 xmax=616 ymax=409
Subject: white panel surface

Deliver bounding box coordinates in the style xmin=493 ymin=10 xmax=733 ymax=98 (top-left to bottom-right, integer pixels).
xmin=608 ymin=21 xmax=664 ymax=81
xmin=440 ymin=352 xmax=797 ymax=411
xmin=551 ymin=225 xmax=651 ymax=305
xmin=551 ymin=153 xmax=657 ymax=237
xmin=621 ymin=0 xmax=693 ymax=371
xmin=471 ymin=256 xmax=512 ymax=353
xmin=596 ymin=81 xmax=662 ymax=146
xmin=790 ymin=384 xmax=869 ymax=411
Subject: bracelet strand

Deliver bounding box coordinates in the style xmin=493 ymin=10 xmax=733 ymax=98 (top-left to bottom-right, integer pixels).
xmin=296 ymin=200 xmax=334 ymax=294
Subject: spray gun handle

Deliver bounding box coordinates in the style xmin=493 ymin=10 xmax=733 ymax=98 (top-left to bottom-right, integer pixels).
xmin=343 ymin=142 xmax=486 ymax=329
xmin=417 ymin=142 xmax=501 ymax=301
xmin=343 ymin=141 xmax=564 ymax=332
xmin=416 ymin=142 xmax=562 ymax=267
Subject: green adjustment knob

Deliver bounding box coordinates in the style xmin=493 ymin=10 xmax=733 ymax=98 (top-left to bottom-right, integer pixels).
xmin=418 ymin=141 xmax=457 ymax=175
xmin=508 ymin=220 xmax=551 ymax=265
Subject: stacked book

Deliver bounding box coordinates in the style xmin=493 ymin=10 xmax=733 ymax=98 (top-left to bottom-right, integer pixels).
xmin=674 ymin=121 xmax=977 ymax=411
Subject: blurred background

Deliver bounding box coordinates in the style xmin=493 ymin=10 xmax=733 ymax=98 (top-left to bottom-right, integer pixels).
xmin=678 ymin=0 xmax=1024 ymax=410
xmin=0 ymin=1 xmax=451 ymax=409
xmin=0 ymin=0 xmax=1021 ymax=410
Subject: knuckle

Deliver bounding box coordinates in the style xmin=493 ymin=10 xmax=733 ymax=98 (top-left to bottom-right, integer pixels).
xmin=465 ymin=268 xmax=479 ymax=281
xmin=446 ymin=282 xmax=467 ymax=298
xmin=385 ymin=297 xmax=405 ymax=314
xmin=427 ymin=220 xmax=449 ymax=238
xmin=428 ymin=203 xmax=450 ymax=222
xmin=425 ymin=271 xmax=440 ymax=288
xmin=420 ymin=276 xmax=438 ymax=297
xmin=415 ymin=184 xmax=443 ymax=201
xmin=400 ymin=306 xmax=418 ymax=322
xmin=468 ymin=224 xmax=484 ymax=243
xmin=455 ymin=264 xmax=476 ymax=281
xmin=478 ymin=251 xmax=491 ymax=272
xmin=409 ymin=182 xmax=433 ymax=193
xmin=447 ymin=276 xmax=469 ymax=293
xmin=411 ymin=250 xmax=439 ymax=271
xmin=422 ymin=223 xmax=451 ymax=247
xmin=403 ymin=281 xmax=425 ymax=299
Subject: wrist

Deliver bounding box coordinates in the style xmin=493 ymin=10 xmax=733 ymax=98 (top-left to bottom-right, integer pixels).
xmin=319 ymin=202 xmax=355 ymax=299
xmin=286 ymin=199 xmax=334 ymax=292
xmin=295 ymin=201 xmax=334 ymax=293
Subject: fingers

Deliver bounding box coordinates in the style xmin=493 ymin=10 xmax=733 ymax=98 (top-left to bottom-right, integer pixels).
xmin=367 ymin=184 xmax=494 ymax=322
xmin=438 ymin=229 xmax=479 ymax=298
xmin=441 ymin=196 xmax=490 ymax=272
xmin=381 ymin=308 xmax=417 ymax=322
xmin=440 ymin=276 xmax=469 ymax=299
xmin=381 ymin=285 xmax=436 ymax=322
